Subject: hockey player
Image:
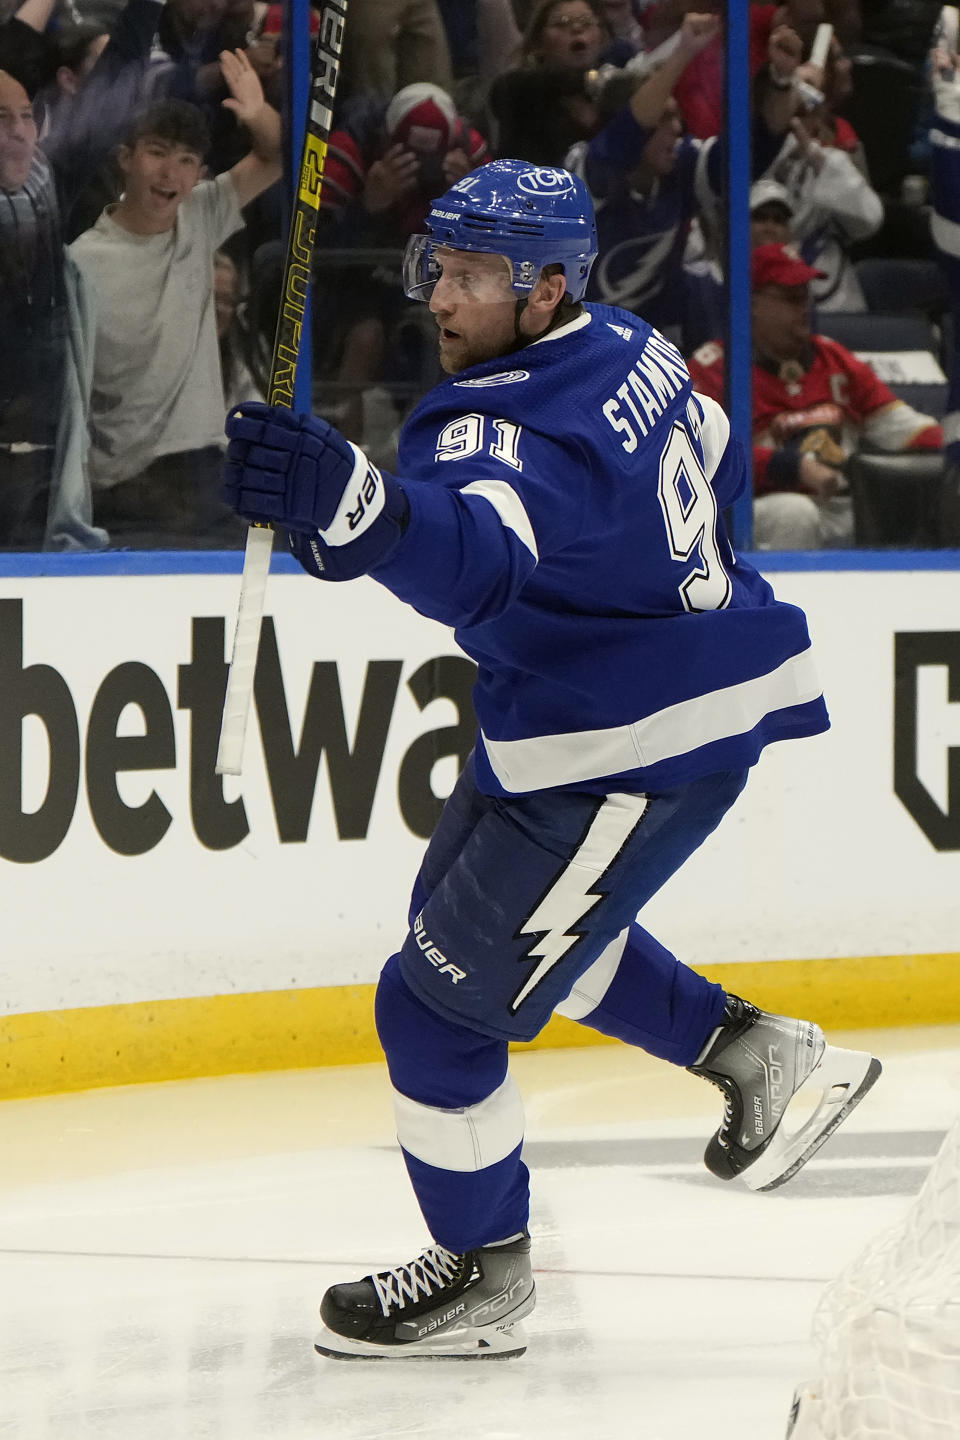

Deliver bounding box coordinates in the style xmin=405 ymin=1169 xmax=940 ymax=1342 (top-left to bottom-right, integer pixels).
xmin=221 ymin=159 xmax=881 ymax=1360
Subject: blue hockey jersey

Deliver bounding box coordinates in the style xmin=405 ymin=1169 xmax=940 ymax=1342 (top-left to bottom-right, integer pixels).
xmin=371 ymin=302 xmax=829 ymax=797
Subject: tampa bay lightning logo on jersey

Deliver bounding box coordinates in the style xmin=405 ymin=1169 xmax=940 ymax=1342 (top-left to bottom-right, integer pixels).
xmin=516 ymin=167 xmax=576 ymax=197
xmin=454 ymin=370 xmax=531 ymax=388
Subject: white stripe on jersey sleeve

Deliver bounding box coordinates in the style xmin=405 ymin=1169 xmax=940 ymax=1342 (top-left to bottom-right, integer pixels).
xmin=391 ymin=1074 xmax=524 ymax=1171
xmin=693 ymin=391 xmax=731 ymax=481
xmin=460 ymin=479 xmax=539 ymax=560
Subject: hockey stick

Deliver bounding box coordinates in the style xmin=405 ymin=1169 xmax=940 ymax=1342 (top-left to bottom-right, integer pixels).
xmin=216 ymin=0 xmax=348 ymax=776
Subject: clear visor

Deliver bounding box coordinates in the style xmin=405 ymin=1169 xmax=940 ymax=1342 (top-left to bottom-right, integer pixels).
xmin=402 ymin=236 xmax=531 ymax=304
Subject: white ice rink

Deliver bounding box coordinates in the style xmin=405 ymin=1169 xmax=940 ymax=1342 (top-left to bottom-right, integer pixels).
xmin=2 ymin=1026 xmax=959 ymax=1440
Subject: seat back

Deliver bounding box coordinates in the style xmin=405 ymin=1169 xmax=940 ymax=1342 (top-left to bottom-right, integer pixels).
xmin=815 ymin=313 xmax=939 ymax=354
xmin=813 ymin=315 xmax=947 ymax=412
xmin=853 ymin=259 xmax=950 ymax=318
xmin=848 ymin=452 xmax=945 ymax=546
xmin=883 ymin=382 xmax=949 ymax=418
xmin=843 ymin=51 xmax=925 ymax=196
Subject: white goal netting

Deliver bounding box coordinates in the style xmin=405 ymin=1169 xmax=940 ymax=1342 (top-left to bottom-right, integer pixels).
xmin=791 ymin=1118 xmax=960 ymax=1439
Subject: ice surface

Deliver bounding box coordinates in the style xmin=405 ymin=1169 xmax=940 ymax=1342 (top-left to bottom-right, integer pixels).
xmin=1 ymin=1028 xmax=957 ymax=1440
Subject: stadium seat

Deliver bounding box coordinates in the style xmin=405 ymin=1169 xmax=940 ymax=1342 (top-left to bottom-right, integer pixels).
xmin=853 ymin=258 xmax=950 ymax=318
xmin=882 ymin=382 xmax=950 ymax=418
xmin=814 ymin=312 xmax=940 ymax=354
xmin=848 ymin=451 xmax=945 ymax=546
xmin=941 ymin=461 xmax=960 ymax=546
xmin=814 ymin=312 xmax=948 ymax=412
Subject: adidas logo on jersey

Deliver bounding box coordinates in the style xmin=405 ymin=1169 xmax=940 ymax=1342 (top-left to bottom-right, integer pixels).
xmin=607 ymin=323 xmax=633 ymax=341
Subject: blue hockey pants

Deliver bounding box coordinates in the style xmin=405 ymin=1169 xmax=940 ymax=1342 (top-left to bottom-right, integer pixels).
xmin=374 ymin=755 xmax=748 ymax=1252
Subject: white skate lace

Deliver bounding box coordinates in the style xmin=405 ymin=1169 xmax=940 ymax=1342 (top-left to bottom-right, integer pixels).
xmin=701 ymin=1077 xmax=735 ymax=1145
xmin=720 ymin=1093 xmax=734 ymax=1135
xmin=372 ymin=1244 xmax=464 ymax=1317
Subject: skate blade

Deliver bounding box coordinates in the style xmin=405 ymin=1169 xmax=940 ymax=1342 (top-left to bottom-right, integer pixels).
xmin=314 ymin=1321 xmax=528 ymax=1361
xmin=742 ymin=1046 xmax=882 ymax=1192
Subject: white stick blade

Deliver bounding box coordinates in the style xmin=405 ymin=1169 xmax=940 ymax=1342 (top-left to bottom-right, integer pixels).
xmin=216 ymin=524 xmax=274 ymax=776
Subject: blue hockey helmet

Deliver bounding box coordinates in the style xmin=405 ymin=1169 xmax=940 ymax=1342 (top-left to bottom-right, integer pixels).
xmin=402 ymin=158 xmax=598 ymax=304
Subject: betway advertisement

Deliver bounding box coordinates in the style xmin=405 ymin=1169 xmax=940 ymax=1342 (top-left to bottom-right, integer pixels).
xmin=0 ymin=564 xmax=957 ymax=1018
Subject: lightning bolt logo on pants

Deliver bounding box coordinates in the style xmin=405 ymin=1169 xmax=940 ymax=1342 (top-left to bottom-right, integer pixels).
xmin=510 ymin=793 xmax=649 ymax=1013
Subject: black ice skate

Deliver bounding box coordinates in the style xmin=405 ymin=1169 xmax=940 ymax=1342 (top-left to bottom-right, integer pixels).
xmin=315 ymin=1231 xmax=535 ymax=1360
xmin=689 ymin=996 xmax=882 ymax=1191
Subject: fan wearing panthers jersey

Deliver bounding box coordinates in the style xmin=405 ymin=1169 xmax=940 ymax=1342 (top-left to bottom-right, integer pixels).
xmin=688 ymin=244 xmax=943 ymax=548
xmin=221 ymin=159 xmax=881 ymax=1361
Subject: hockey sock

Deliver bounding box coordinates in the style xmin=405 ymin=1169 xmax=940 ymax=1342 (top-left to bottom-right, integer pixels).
xmin=375 ymin=955 xmax=530 ymax=1252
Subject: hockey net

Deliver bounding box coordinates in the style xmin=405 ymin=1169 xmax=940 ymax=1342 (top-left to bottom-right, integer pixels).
xmin=789 ymin=1117 xmax=960 ymax=1439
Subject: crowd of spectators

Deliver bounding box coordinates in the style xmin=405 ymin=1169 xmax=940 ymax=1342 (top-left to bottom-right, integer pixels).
xmin=0 ymin=0 xmax=957 ymax=550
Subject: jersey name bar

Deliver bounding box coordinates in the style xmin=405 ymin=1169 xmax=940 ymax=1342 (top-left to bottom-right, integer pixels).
xmin=602 ymin=330 xmax=690 ymax=451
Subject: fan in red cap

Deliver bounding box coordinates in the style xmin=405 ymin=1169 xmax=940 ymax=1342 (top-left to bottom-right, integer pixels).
xmin=385 ymin=84 xmax=457 ymax=161
xmin=320 ymin=82 xmax=489 ymax=231
xmin=381 ymin=83 xmax=478 ymax=201
xmin=688 ymin=243 xmax=943 ymax=549
xmin=751 ymin=244 xmax=826 ymax=290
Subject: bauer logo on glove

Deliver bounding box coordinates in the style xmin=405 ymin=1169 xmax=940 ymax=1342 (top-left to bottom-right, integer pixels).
xmin=327 ymin=452 xmax=386 ymax=545
xmin=351 ymin=464 xmax=382 ymax=531
xmin=222 ymin=402 xmax=408 ymax=582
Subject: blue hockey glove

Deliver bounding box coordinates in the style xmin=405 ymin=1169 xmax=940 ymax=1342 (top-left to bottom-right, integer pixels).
xmin=222 ymin=402 xmax=408 ymax=581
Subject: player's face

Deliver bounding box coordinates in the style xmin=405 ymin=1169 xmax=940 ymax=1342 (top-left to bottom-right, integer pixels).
xmin=0 ymin=71 xmax=38 ymax=192
xmin=118 ymin=136 xmax=204 ymax=231
xmin=428 ymin=248 xmax=519 ymax=373
xmin=752 ymin=284 xmax=812 ymax=361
